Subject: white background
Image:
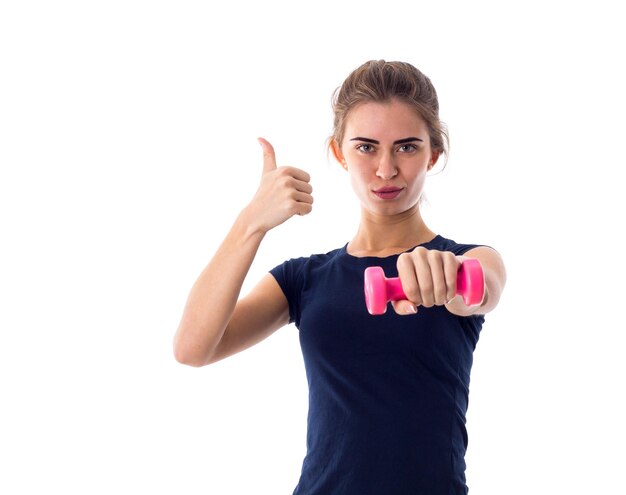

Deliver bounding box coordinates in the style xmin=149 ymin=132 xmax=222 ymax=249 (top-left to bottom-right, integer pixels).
xmin=1 ymin=1 xmax=624 ymax=493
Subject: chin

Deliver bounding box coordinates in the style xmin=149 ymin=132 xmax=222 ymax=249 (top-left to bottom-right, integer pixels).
xmin=368 ymin=202 xmax=414 ymax=217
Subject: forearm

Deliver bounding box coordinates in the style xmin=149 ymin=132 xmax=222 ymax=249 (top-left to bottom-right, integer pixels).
xmin=173 ymin=207 xmax=265 ymax=366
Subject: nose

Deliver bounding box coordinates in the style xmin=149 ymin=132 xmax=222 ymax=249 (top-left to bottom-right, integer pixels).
xmin=376 ymin=152 xmax=398 ymax=180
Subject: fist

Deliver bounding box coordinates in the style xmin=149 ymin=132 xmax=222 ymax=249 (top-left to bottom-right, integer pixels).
xmin=392 ymin=247 xmax=462 ymax=314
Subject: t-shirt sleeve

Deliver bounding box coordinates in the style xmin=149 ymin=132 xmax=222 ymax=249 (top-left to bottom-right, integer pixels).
xmin=450 ymin=243 xmax=483 ymax=256
xmin=269 ymin=258 xmax=306 ymax=326
xmin=443 ymin=239 xmax=493 ymax=257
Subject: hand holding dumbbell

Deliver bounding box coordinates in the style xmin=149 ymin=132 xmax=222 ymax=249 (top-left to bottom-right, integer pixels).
xmin=364 ymin=258 xmax=484 ymax=315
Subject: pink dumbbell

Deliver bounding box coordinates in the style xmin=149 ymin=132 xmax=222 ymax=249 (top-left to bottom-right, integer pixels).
xmin=364 ymin=258 xmax=485 ymax=315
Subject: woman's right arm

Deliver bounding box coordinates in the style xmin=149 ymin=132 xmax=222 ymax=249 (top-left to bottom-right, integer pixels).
xmin=173 ymin=139 xmax=313 ymax=367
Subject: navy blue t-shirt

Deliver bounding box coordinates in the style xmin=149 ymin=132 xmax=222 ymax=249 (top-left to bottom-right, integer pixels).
xmin=270 ymin=235 xmax=485 ymax=495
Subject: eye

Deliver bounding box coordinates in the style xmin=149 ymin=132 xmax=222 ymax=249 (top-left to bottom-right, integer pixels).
xmin=356 ymin=143 xmax=375 ymax=153
xmin=397 ymin=144 xmax=418 ymax=153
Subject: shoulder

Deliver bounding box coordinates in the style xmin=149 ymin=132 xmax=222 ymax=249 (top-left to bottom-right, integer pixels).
xmin=270 ymin=246 xmax=344 ymax=277
xmin=309 ymin=246 xmax=345 ymax=265
xmin=429 ymin=234 xmax=489 ymax=256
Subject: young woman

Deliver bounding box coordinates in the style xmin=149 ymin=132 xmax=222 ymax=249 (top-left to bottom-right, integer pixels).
xmin=174 ymin=60 xmax=506 ymax=494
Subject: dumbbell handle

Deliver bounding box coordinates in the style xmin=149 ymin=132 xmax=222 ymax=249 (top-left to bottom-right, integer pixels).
xmin=364 ymin=258 xmax=485 ymax=315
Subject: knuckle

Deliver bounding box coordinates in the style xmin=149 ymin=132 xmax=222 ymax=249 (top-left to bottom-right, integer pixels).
xmin=426 ymin=248 xmax=438 ymax=259
xmin=411 ymin=247 xmax=426 ymax=260
xmin=398 ymin=253 xmax=415 ymax=271
xmin=443 ymin=251 xmax=455 ymax=262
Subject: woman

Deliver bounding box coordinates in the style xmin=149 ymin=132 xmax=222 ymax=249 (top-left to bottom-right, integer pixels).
xmin=174 ymin=60 xmax=506 ymax=494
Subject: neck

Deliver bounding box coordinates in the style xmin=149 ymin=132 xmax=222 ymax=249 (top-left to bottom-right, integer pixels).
xmin=348 ymin=204 xmax=436 ymax=257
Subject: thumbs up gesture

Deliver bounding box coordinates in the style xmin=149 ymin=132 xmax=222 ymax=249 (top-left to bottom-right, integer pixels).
xmin=246 ymin=138 xmax=314 ymax=234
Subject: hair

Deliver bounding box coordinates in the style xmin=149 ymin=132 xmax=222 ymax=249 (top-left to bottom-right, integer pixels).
xmin=330 ymin=60 xmax=449 ymax=165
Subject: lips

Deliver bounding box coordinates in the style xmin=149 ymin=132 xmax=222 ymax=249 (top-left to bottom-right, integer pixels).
xmin=373 ymin=186 xmax=404 ymax=200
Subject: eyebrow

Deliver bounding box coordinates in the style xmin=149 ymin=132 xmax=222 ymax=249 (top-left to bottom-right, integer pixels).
xmin=349 ymin=136 xmax=424 ymax=145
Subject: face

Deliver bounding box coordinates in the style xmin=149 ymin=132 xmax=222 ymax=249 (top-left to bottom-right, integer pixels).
xmin=332 ymin=98 xmax=439 ymax=217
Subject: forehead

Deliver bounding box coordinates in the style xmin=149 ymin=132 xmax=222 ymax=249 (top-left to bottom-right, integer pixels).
xmin=344 ymin=99 xmax=429 ymax=140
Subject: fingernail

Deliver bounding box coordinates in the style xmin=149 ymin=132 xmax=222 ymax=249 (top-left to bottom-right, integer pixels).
xmin=406 ymin=304 xmax=417 ymax=314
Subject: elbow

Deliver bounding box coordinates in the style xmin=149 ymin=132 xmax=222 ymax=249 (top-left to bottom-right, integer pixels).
xmin=174 ymin=350 xmax=203 ymax=368
xmin=173 ymin=337 xmax=212 ymax=368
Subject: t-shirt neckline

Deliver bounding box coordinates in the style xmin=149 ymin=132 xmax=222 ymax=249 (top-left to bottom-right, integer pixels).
xmin=339 ymin=234 xmax=443 ymax=261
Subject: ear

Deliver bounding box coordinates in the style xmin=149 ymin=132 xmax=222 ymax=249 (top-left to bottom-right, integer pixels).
xmin=330 ymin=139 xmax=347 ymax=170
xmin=427 ymin=150 xmax=441 ymax=170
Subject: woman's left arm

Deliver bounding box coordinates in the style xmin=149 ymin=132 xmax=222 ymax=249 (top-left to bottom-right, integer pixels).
xmin=446 ymin=246 xmax=507 ymax=316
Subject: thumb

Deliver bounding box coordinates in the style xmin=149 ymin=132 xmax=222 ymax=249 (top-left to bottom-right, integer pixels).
xmin=391 ymin=300 xmax=418 ymax=315
xmin=257 ymin=137 xmax=277 ymax=174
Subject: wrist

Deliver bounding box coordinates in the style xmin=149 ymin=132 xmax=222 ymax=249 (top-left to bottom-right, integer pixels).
xmin=236 ymin=206 xmax=268 ymax=241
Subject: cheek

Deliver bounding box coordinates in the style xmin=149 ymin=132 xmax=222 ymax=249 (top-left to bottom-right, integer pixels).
xmin=347 ymin=169 xmax=372 ymax=199
xmin=348 ymin=171 xmax=365 ymax=192
xmin=404 ymin=168 xmax=428 ymax=193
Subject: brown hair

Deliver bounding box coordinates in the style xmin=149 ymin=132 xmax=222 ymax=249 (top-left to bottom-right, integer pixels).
xmin=331 ymin=60 xmax=449 ymax=163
